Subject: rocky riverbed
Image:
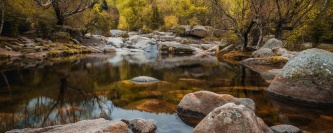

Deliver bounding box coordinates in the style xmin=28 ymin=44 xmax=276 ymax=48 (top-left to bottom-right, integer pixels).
xmin=2 ymin=29 xmax=333 ymax=132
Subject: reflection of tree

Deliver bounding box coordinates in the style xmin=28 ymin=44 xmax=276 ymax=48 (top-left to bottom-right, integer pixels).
xmin=1 ymin=71 xmax=11 ymax=97
xmin=39 ymin=77 xmax=113 ymax=127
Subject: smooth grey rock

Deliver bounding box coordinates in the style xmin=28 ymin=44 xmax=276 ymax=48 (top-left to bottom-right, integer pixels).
xmin=107 ymin=37 xmax=124 ymax=48
xmin=193 ymin=103 xmax=273 ymax=133
xmin=272 ymin=47 xmax=288 ymax=56
xmin=252 ymin=48 xmax=275 ymax=58
xmin=159 ymin=35 xmax=176 ymax=42
xmin=237 ymin=98 xmax=256 ymax=111
xmin=121 ymin=118 xmax=157 ymax=133
xmin=261 ymin=38 xmax=283 ymax=49
xmin=270 ymin=124 xmax=302 ymax=133
xmin=110 ymin=29 xmax=126 ymax=37
xmin=130 ymin=76 xmax=159 ymax=84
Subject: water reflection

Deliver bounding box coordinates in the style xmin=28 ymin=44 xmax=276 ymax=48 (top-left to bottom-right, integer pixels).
xmin=0 ymin=52 xmax=332 ymax=132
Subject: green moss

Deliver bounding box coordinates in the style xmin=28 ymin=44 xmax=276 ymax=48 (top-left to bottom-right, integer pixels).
xmin=221 ymin=50 xmax=252 ymax=61
xmin=173 ymin=25 xmax=186 ymax=36
xmin=48 ymin=50 xmax=62 ymax=57
xmin=262 ymin=56 xmax=288 ymax=64
xmin=21 ymin=49 xmax=36 ymax=54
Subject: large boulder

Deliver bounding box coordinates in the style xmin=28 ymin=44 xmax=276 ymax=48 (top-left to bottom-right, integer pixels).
xmin=267 ymin=48 xmax=333 ymax=106
xmin=176 ymin=91 xmax=255 ymax=119
xmin=190 ymin=25 xmax=208 ymax=38
xmin=192 ymin=103 xmax=273 ymax=133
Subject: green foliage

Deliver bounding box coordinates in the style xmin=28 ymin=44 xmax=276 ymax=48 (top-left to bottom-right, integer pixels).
xmin=308 ymin=21 xmax=327 ymax=45
xmin=172 ymin=25 xmax=186 ymax=36
xmin=164 ymin=16 xmax=179 ymax=29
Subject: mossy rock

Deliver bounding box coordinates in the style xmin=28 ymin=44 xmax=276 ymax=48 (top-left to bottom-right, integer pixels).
xmin=21 ymin=49 xmax=36 ymax=54
xmin=50 ymin=31 xmax=71 ymax=42
xmin=268 ymin=48 xmax=333 ymax=106
xmin=173 ymin=25 xmax=187 ymax=36
xmin=220 ymin=50 xmax=252 ymax=61
xmin=241 ymin=56 xmax=288 ymax=66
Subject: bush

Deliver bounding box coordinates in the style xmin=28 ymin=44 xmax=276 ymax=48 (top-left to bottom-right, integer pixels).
xmin=164 ymin=16 xmax=178 ymax=30
xmin=172 ymin=25 xmax=186 ymax=36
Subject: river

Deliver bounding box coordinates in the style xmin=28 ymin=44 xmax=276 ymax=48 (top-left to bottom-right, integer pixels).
xmin=0 ymin=52 xmax=332 ymax=132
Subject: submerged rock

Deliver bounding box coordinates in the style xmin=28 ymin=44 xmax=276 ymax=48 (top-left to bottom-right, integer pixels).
xmin=176 ymin=91 xmax=255 ymax=119
xmin=192 ymin=103 xmax=273 ymax=133
xmin=270 ymin=124 xmax=302 ymax=133
xmin=130 ymin=76 xmax=159 ymax=84
xmin=267 ymin=48 xmax=333 ymax=106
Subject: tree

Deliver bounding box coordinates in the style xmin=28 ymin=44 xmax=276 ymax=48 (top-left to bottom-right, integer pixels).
xmin=34 ymin=0 xmax=99 ymax=25
xmin=272 ymin=0 xmax=319 ymax=39
xmin=208 ymin=0 xmax=256 ymax=50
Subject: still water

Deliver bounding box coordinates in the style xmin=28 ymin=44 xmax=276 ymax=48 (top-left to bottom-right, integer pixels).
xmin=0 ymin=52 xmax=332 ymax=133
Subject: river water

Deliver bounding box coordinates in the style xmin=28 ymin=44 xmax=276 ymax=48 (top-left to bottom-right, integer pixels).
xmin=0 ymin=52 xmax=332 ymax=133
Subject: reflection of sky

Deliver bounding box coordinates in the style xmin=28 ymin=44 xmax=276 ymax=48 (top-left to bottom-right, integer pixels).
xmin=23 ymin=96 xmax=192 ymax=133
xmin=112 ymin=108 xmax=192 ymax=133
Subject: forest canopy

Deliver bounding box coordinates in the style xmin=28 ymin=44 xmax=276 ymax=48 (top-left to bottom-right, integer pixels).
xmin=0 ymin=0 xmax=332 ymax=49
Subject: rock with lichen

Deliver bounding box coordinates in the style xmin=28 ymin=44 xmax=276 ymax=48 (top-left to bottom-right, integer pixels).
xmin=192 ymin=103 xmax=273 ymax=133
xmin=268 ymin=48 xmax=333 ymax=106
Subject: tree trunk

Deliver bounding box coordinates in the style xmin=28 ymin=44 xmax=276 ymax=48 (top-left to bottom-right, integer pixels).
xmin=275 ymin=22 xmax=283 ymax=39
xmin=0 ymin=0 xmax=4 ymax=35
xmin=52 ymin=1 xmax=64 ymax=25
xmin=243 ymin=33 xmax=249 ymax=50
xmin=242 ymin=21 xmax=255 ymax=51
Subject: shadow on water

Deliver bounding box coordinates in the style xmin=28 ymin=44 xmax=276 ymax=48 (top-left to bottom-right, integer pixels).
xmin=0 ymin=53 xmax=332 ymax=132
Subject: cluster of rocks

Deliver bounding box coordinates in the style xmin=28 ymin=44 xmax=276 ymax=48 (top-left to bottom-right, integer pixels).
xmin=172 ymin=25 xmax=223 ymax=38
xmin=100 ymin=30 xmax=221 ymax=55
xmin=0 ymin=36 xmax=92 ymax=59
xmin=7 ymin=118 xmax=157 ymax=133
xmin=241 ymin=38 xmax=298 ymax=66
xmin=176 ymin=91 xmax=302 ymax=133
